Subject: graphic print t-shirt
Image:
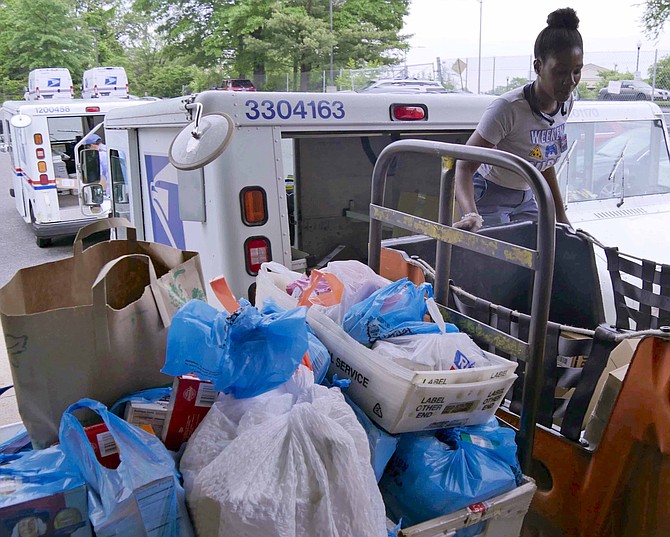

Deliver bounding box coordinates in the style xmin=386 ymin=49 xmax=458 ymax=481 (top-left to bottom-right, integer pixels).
xmin=476 ymin=86 xmax=573 ymax=190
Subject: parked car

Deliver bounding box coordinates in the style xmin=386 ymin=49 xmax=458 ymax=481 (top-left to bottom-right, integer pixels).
xmin=598 ymin=80 xmax=653 ymax=101
xmin=357 ymin=78 xmax=449 ymax=94
xmin=214 ymin=79 xmax=256 ymax=92
xmin=653 ymin=87 xmax=670 ymax=101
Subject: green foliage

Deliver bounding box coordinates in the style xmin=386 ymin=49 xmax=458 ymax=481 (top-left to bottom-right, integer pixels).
xmin=492 ymin=76 xmax=529 ymax=95
xmin=334 ymin=58 xmax=384 ymax=91
xmin=0 ymin=0 xmax=90 ymax=85
xmin=593 ymin=69 xmax=635 ymax=92
xmin=642 ymin=0 xmax=669 ymax=39
xmin=576 ymin=81 xmax=597 ymax=100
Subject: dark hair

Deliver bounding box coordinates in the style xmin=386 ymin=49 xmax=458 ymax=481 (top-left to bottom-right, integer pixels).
xmin=534 ymin=7 xmax=583 ymax=61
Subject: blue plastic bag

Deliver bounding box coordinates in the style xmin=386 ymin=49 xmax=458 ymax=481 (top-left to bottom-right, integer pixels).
xmin=59 ymin=399 xmax=194 ymax=537
xmin=260 ymin=297 xmax=331 ymax=384
xmin=109 ymin=387 xmax=172 ymax=417
xmin=163 ymin=298 xmax=309 ymax=398
xmin=343 ymin=279 xmax=457 ymax=346
xmin=380 ymin=418 xmax=521 ymax=527
xmin=345 ymin=395 xmax=398 ymax=482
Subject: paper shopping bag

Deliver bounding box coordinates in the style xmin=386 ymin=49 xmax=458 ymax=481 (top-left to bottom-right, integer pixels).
xmin=0 ymin=219 xmax=205 ymax=447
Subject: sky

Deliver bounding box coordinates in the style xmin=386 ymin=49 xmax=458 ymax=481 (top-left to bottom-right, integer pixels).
xmin=403 ymin=0 xmax=670 ymax=65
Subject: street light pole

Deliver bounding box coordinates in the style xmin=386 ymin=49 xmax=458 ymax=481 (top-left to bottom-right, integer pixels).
xmin=329 ymin=0 xmax=334 ymax=86
xmin=477 ymin=0 xmax=483 ymax=94
xmin=635 ymin=41 xmax=641 ymax=79
xmin=91 ymin=27 xmax=102 ymax=67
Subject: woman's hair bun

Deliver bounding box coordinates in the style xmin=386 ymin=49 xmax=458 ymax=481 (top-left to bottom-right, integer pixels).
xmin=547 ymin=7 xmax=579 ymax=31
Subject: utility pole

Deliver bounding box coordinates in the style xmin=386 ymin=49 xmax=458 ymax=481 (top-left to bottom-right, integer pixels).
xmin=91 ymin=27 xmax=102 ymax=67
xmin=329 ymin=0 xmax=334 ymax=86
xmin=477 ymin=0 xmax=483 ymax=94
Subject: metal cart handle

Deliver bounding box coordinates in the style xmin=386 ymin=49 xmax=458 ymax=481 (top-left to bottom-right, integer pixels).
xmin=367 ymin=139 xmax=556 ymax=473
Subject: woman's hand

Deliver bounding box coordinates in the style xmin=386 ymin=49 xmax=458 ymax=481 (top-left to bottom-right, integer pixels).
xmin=453 ymin=212 xmax=484 ymax=232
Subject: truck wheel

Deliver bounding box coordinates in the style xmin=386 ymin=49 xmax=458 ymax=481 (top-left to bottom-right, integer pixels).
xmin=36 ymin=237 xmax=52 ymax=248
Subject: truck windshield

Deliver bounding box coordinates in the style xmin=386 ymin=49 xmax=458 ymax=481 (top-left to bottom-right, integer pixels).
xmin=557 ymin=119 xmax=670 ymax=202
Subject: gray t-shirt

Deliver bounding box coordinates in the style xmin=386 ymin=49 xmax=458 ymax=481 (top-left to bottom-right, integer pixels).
xmin=476 ymin=86 xmax=573 ymax=190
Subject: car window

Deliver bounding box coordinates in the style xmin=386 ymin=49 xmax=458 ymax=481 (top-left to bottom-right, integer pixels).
xmin=233 ymin=80 xmax=254 ymax=88
xmin=557 ymin=120 xmax=670 ymax=201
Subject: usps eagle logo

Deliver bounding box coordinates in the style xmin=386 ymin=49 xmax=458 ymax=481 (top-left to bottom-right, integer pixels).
xmin=47 ymin=78 xmax=61 ymax=88
xmin=105 ymin=76 xmax=117 ymax=86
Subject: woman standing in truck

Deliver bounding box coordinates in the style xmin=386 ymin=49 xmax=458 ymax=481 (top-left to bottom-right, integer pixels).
xmin=454 ymin=7 xmax=583 ymax=231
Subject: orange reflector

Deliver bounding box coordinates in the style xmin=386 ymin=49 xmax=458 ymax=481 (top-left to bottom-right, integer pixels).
xmin=85 ymin=106 xmax=100 ymax=112
xmin=39 ymin=174 xmax=49 ymax=185
xmin=36 ymin=148 xmax=45 ymax=159
xmin=34 ymin=133 xmax=43 ymax=145
xmin=391 ymin=105 xmax=427 ymax=121
xmin=240 ymin=187 xmax=268 ymax=226
xmin=244 ymin=237 xmax=271 ymax=275
xmin=37 ymin=161 xmax=47 ymax=173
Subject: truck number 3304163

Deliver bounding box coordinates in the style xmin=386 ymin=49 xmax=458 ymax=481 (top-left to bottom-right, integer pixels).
xmin=245 ymin=99 xmax=345 ymax=121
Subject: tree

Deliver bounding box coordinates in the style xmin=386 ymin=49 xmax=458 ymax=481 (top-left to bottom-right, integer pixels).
xmin=0 ymin=0 xmax=90 ymax=86
xmin=642 ymin=0 xmax=669 ymax=39
xmin=648 ymin=54 xmax=670 ymax=89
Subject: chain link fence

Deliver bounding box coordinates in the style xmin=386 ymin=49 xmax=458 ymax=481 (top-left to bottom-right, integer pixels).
xmin=246 ymin=49 xmax=670 ymax=103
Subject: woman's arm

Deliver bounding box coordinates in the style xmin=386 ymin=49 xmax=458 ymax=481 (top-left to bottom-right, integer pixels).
xmin=454 ymin=131 xmax=495 ymax=231
xmin=541 ymin=166 xmax=571 ymax=225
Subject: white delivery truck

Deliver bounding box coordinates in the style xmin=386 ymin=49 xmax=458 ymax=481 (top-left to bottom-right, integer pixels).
xmin=81 ymin=67 xmax=129 ymax=99
xmin=25 ymin=68 xmax=74 ymax=101
xmin=0 ymin=98 xmax=146 ymax=246
xmin=99 ymin=91 xmax=670 ymax=315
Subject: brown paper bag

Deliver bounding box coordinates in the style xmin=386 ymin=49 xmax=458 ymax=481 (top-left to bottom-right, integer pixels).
xmin=0 ymin=218 xmax=206 ymax=447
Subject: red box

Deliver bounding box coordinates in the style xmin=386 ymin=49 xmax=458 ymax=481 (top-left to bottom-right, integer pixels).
xmin=84 ymin=423 xmax=120 ymax=469
xmin=162 ymin=375 xmax=217 ymax=451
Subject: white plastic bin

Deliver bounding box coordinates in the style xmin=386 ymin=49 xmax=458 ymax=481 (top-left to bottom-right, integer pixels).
xmin=256 ymin=264 xmax=518 ymax=434
xmin=397 ymin=477 xmax=537 ymax=537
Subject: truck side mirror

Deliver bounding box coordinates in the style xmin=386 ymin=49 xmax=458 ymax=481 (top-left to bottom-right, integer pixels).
xmin=81 ymin=148 xmax=100 ymax=184
xmin=81 ymin=183 xmax=104 ymax=206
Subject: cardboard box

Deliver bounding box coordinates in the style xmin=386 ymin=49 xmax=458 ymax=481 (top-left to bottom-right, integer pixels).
xmin=396 ymin=477 xmax=537 ymax=537
xmin=584 ymin=363 xmax=629 ymax=447
xmin=162 ymin=375 xmax=217 ymax=451
xmin=556 ymin=331 xmax=591 ymax=368
xmin=582 ymin=338 xmax=639 ymax=428
xmin=83 ymin=422 xmax=156 ymax=469
xmin=0 ymin=482 xmax=92 ymax=537
xmin=124 ymin=399 xmax=170 ymax=439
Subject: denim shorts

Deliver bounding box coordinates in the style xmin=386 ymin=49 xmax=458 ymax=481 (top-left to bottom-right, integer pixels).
xmin=473 ymin=173 xmax=538 ymax=227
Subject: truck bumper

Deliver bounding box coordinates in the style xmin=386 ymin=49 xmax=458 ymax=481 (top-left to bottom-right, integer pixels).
xmin=32 ymin=216 xmax=108 ymax=239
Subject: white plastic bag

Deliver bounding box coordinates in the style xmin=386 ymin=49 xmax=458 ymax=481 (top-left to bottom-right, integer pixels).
xmin=372 ymin=298 xmax=491 ymax=371
xmin=317 ymin=260 xmax=391 ymax=324
xmin=186 ymin=373 xmax=387 ymax=537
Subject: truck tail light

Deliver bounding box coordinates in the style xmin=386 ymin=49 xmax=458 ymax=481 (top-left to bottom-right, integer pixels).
xmin=36 ymin=148 xmax=45 ymax=159
xmin=240 ymin=187 xmax=268 ymax=225
xmin=34 ymin=134 xmax=43 ymax=145
xmin=39 ymin=174 xmax=49 ymax=185
xmin=391 ymin=104 xmax=427 ymax=121
xmin=37 ymin=161 xmax=47 ymax=173
xmin=244 ymin=237 xmax=271 ymax=275
xmin=85 ymin=106 xmax=100 ymax=112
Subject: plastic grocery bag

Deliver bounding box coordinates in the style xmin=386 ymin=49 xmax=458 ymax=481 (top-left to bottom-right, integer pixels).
xmin=372 ymin=300 xmax=490 ymax=371
xmin=343 ymin=278 xmax=457 ymax=346
xmin=345 ymin=395 xmax=398 ymax=482
xmin=180 ymin=365 xmax=316 ymax=496
xmin=260 ymin=297 xmax=331 ymax=383
xmin=380 ymin=418 xmax=521 ymax=527
xmin=163 ymin=298 xmax=308 ymax=398
xmin=59 ymin=399 xmax=194 ymax=537
xmin=0 ymin=445 xmax=94 ymax=536
xmin=317 ymin=260 xmax=391 ymax=325
xmin=185 ymin=369 xmax=387 ymax=537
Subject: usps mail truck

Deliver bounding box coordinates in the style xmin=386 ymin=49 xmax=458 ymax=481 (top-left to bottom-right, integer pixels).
xmin=26 ymin=68 xmax=74 ymax=101
xmin=99 ymin=91 xmax=670 ymax=321
xmin=82 ymin=67 xmax=129 ymax=99
xmin=1 ymin=98 xmax=146 ymax=246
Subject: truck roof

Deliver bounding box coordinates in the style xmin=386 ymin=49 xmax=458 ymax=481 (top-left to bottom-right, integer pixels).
xmin=1 ymin=98 xmax=148 ymax=117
